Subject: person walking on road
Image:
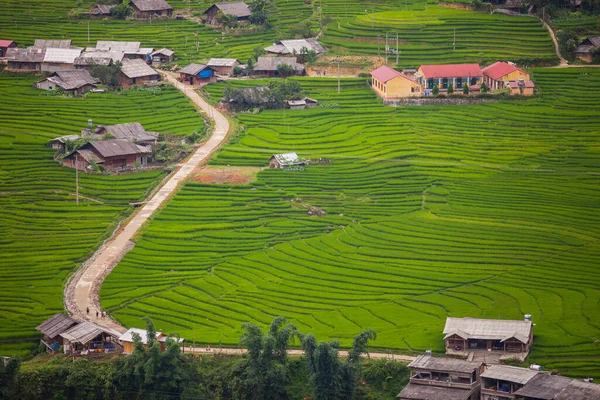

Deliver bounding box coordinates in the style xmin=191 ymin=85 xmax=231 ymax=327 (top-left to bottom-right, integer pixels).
xmin=86 ymin=307 xmax=89 ymax=316
xmin=96 ymin=310 xmax=99 ymax=319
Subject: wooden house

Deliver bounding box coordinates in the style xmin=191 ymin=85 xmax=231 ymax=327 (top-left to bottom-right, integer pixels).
xmin=0 ymin=39 xmax=17 ymax=57
xmin=119 ymin=59 xmax=160 ymax=86
xmin=59 ymin=321 xmax=122 ymax=355
xmin=119 ymin=327 xmax=184 ymax=354
xmin=575 ymin=36 xmax=600 ymax=62
xmin=514 ymin=373 xmax=600 ymax=400
xmin=480 ymin=365 xmax=540 ymax=400
xmin=178 ymin=63 xmax=216 ymax=85
xmin=443 ymin=317 xmax=533 ymax=362
xmin=264 ymin=38 xmax=326 ymax=61
xmin=481 ymin=61 xmax=530 ymax=90
xmin=398 ymin=355 xmax=484 ymax=400
xmin=36 ymin=313 xmax=78 ymax=353
xmin=130 ymin=0 xmax=173 ymax=19
xmin=90 ymin=4 xmax=116 ymax=18
xmin=4 ymin=47 xmax=45 ymax=71
xmin=207 ymin=58 xmax=240 ymax=75
xmin=370 ymin=65 xmax=422 ymax=100
xmin=507 ymin=80 xmax=535 ymax=96
xmin=203 ymin=1 xmax=251 ymax=25
xmin=269 ymin=152 xmax=305 ymax=168
xmin=62 ymin=139 xmax=152 ymax=170
xmin=416 ymin=64 xmax=482 ymax=93
xmin=150 ymin=48 xmax=174 ymax=64
xmin=36 ymin=70 xmax=98 ymax=95
xmin=49 ymin=134 xmax=81 ymax=153
xmin=253 ymin=56 xmax=305 ymax=77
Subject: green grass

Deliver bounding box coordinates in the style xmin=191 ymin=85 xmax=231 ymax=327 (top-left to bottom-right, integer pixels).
xmin=102 ymin=69 xmax=600 ymax=378
xmin=0 ymin=75 xmax=204 ymax=356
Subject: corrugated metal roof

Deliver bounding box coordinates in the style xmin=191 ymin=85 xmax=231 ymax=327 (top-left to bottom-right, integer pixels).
xmin=151 ymin=48 xmax=174 ymax=57
xmin=397 ymin=383 xmax=473 ymax=400
xmin=408 ymin=355 xmax=482 ymax=374
xmin=179 ymin=63 xmax=211 ymax=75
xmin=254 ymin=56 xmax=304 ymax=72
xmin=513 ymin=374 xmax=574 ymax=399
xmin=120 ymin=59 xmax=159 ymax=79
xmin=481 ymin=365 xmax=540 ymax=385
xmin=59 ymin=321 xmax=121 ymax=344
xmin=101 ymin=122 xmax=157 ymax=143
xmin=443 ymin=317 xmax=532 ymax=341
xmin=208 ymin=58 xmax=239 ymax=67
xmin=131 ymin=0 xmax=173 ymax=11
xmin=119 ymin=328 xmax=164 ymax=345
xmin=271 ymin=152 xmax=303 ymax=166
xmin=74 ymin=50 xmax=124 ymax=66
xmin=36 ymin=313 xmax=78 ymax=339
xmin=93 ymin=4 xmax=116 ymax=14
xmin=209 ymin=1 xmax=251 ymax=17
xmin=88 ymin=139 xmax=151 ymax=158
xmin=5 ymin=47 xmax=45 ymax=63
xmin=40 ymin=70 xmax=98 ymax=90
xmin=419 ymin=64 xmax=482 ymax=79
xmin=43 ymin=48 xmax=82 ymax=63
xmin=76 ymin=148 xmax=105 ymax=163
xmin=34 ymin=39 xmax=72 ymax=49
xmin=96 ymin=40 xmax=141 ymax=52
xmin=265 ymin=38 xmax=326 ymax=55
xmin=50 ymin=134 xmax=80 ymax=143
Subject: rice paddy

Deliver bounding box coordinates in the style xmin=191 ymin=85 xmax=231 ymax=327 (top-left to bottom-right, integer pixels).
xmin=0 ymin=75 xmax=204 ymax=356
xmin=102 ymin=69 xmax=600 ymax=378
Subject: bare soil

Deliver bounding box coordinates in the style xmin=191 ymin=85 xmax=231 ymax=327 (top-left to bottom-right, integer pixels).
xmin=193 ymin=166 xmax=262 ymax=184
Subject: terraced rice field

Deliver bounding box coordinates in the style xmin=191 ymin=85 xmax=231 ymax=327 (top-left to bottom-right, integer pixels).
xmin=0 ymin=75 xmax=204 ymax=356
xmin=321 ymin=6 xmax=557 ymax=66
xmin=102 ymin=69 xmax=600 ymax=377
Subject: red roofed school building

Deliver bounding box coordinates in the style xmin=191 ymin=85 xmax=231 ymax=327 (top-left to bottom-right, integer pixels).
xmin=481 ymin=61 xmax=531 ymax=91
xmin=370 ymin=65 xmax=422 ymax=99
xmin=0 ymin=39 xmax=17 ymax=57
xmin=416 ymin=63 xmax=482 ymax=93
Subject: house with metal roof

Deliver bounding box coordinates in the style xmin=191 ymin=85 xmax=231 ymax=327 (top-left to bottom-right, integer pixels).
xmin=33 ymin=39 xmax=73 ymax=49
xmin=129 ymin=0 xmax=173 ymax=19
xmin=286 ymin=97 xmax=318 ymax=110
xmin=207 ymin=58 xmax=241 ymax=75
xmin=36 ymin=70 xmax=98 ymax=95
xmin=40 ymin=48 xmax=82 ymax=72
xmin=575 ymin=36 xmax=600 ymax=62
xmin=416 ymin=63 xmax=483 ymax=93
xmin=370 ymin=65 xmax=422 ymax=100
xmin=253 ymin=56 xmax=305 ymax=77
xmin=480 ymin=365 xmax=541 ymax=400
xmin=73 ymin=50 xmax=125 ymax=69
xmin=90 ymin=3 xmax=116 ymax=17
xmin=264 ymin=38 xmax=326 ymax=59
xmin=0 ymin=39 xmax=17 ymax=57
xmin=4 ymin=47 xmax=45 ymax=71
xmin=60 ymin=321 xmax=122 ymax=355
xmin=203 ymin=1 xmax=251 ymax=25
xmin=150 ymin=48 xmax=174 ymax=64
xmin=63 ymin=139 xmax=152 ymax=170
xmin=269 ymin=152 xmax=306 ymax=169
xmin=481 ymin=61 xmax=530 ymax=91
xmin=179 ymin=63 xmax=216 ymax=85
xmin=443 ymin=316 xmax=533 ymax=362
xmin=514 ymin=373 xmax=600 ymax=400
xmin=118 ymin=59 xmax=160 ymax=86
xmin=119 ymin=327 xmax=184 ymax=354
xmin=36 ymin=313 xmax=79 ymax=352
xmin=95 ymin=122 xmax=159 ymax=145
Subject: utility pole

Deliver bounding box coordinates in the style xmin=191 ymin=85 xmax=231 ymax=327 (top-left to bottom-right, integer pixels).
xmin=87 ymin=22 xmax=90 ymax=44
xmin=396 ymin=32 xmax=399 ymax=65
xmin=372 ymin=8 xmax=374 ymax=28
xmin=75 ymin=154 xmax=79 ymax=205
xmin=336 ymin=55 xmax=341 ymax=94
xmin=453 ymin=29 xmax=456 ymax=51
xmin=385 ymin=32 xmax=388 ymax=65
xmin=377 ymin=35 xmax=380 ymax=59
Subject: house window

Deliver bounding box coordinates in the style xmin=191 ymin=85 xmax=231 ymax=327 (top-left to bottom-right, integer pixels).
xmin=442 ymin=78 xmax=448 ymax=89
xmin=456 ymin=78 xmax=463 ymax=88
xmin=470 ymin=77 xmax=477 ymax=86
xmin=427 ymin=78 xmax=434 ymax=89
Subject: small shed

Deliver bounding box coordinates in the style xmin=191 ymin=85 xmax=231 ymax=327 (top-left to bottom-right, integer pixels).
xmin=178 ymin=63 xmax=216 ymax=85
xmin=129 ymin=0 xmax=173 ymax=19
xmin=90 ymin=4 xmax=116 ymax=17
xmin=35 ymin=313 xmax=78 ymax=352
xmin=0 ymin=39 xmax=17 ymax=57
xmin=269 ymin=152 xmax=305 ymax=169
xmin=36 ymin=70 xmax=99 ymax=95
xmin=508 ymin=81 xmax=535 ymax=96
xmin=59 ymin=321 xmax=122 ymax=355
xmin=574 ymin=36 xmax=600 ymax=62
xmin=150 ymin=48 xmax=174 ymax=64
xmin=119 ymin=327 xmax=184 ymax=354
xmin=49 ymin=134 xmax=81 ymax=152
xmin=207 ymin=58 xmax=240 ymax=76
xmin=286 ymin=97 xmax=318 ymax=110
xmin=119 ymin=59 xmax=160 ymax=86
xmin=203 ymin=1 xmax=251 ymax=25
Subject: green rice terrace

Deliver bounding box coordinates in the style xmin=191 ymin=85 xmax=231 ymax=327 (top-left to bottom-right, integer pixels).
xmin=98 ymin=69 xmax=600 ymax=377
xmin=0 ymin=75 xmax=204 ymax=356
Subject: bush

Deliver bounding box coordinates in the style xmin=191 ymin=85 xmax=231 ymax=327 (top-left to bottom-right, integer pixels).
xmin=233 ymin=65 xmax=244 ymax=76
xmin=463 ymin=84 xmax=470 ymax=95
xmin=432 ymin=84 xmax=439 ymax=95
xmin=480 ymin=82 xmax=488 ymax=93
xmin=556 ymin=29 xmax=578 ymax=61
xmin=111 ymin=1 xmax=132 ymax=19
xmin=447 ymin=84 xmax=454 ymax=94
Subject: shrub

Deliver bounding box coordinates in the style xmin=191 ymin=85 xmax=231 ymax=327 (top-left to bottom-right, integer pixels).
xmin=432 ymin=84 xmax=439 ymax=95
xmin=447 ymin=84 xmax=454 ymax=94
xmin=111 ymin=1 xmax=132 ymax=19
xmin=556 ymin=29 xmax=578 ymax=61
xmin=463 ymin=84 xmax=470 ymax=95
xmin=480 ymin=82 xmax=488 ymax=93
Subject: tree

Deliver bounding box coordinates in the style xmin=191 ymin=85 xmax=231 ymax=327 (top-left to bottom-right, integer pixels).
xmin=463 ymin=84 xmax=470 ymax=95
xmin=299 ymin=47 xmax=317 ymax=63
xmin=216 ymin=10 xmax=238 ymax=27
xmin=591 ymin=47 xmax=600 ymax=64
xmin=432 ymin=84 xmax=439 ymax=95
xmin=111 ymin=0 xmax=132 ymax=19
xmin=447 ymin=84 xmax=454 ymax=94
xmin=248 ymin=0 xmax=272 ymax=25
xmin=246 ymin=58 xmax=254 ymax=75
xmin=556 ymin=29 xmax=578 ymax=61
xmin=277 ymin=63 xmax=294 ymax=77
xmin=252 ymin=46 xmax=265 ymax=61
xmin=480 ymin=82 xmax=488 ymax=93
xmin=291 ymin=20 xmax=314 ymax=38
xmin=90 ymin=61 xmax=122 ymax=89
xmin=0 ymin=357 xmax=20 ymax=399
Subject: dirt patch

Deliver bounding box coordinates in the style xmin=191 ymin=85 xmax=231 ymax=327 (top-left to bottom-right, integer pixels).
xmin=193 ymin=166 xmax=262 ymax=184
xmin=438 ymin=2 xmax=473 ymax=10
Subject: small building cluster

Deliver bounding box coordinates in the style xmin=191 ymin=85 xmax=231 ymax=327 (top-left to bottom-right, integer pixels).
xmin=36 ymin=70 xmax=99 ymax=95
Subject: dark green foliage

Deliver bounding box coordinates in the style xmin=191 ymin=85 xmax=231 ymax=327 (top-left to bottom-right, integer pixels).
xmin=110 ymin=1 xmax=132 ymax=19
xmin=276 ymin=63 xmax=295 ymax=77
xmin=447 ymin=84 xmax=454 ymax=94
xmin=290 ymin=20 xmax=314 ymax=39
xmin=463 ymin=84 xmax=470 ymax=95
xmin=0 ymin=357 xmax=20 ymax=400
xmin=556 ymin=29 xmax=578 ymax=61
xmin=248 ymin=0 xmax=272 ymax=26
xmin=216 ymin=10 xmax=238 ymax=28
xmin=90 ymin=61 xmax=123 ymax=89
xmin=358 ymin=359 xmax=410 ymax=399
xmin=432 ymin=84 xmax=439 ymax=95
xmin=592 ymin=47 xmax=600 ymax=63
xmin=224 ymin=79 xmax=302 ymax=110
xmin=480 ymin=82 xmax=488 ymax=93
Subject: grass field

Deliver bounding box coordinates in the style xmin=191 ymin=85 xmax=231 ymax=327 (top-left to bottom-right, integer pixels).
xmin=101 ymin=69 xmax=600 ymax=377
xmin=0 ymin=75 xmax=204 ymax=356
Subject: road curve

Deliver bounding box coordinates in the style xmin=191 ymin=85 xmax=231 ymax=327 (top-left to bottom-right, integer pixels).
xmin=64 ymin=73 xmax=230 ymax=332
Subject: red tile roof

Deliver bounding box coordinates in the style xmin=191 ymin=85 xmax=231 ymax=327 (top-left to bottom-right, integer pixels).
xmin=482 ymin=61 xmax=523 ymax=80
xmin=419 ymin=63 xmax=482 ymax=79
xmin=370 ymin=65 xmax=415 ymax=83
xmin=508 ymin=81 xmax=535 ymax=88
xmin=0 ymin=40 xmax=15 ymax=47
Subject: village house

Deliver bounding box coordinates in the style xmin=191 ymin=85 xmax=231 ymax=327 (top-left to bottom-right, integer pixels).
xmin=443 ymin=316 xmax=533 ymax=363
xmin=398 ymin=355 xmax=484 ymax=400
xmin=416 ymin=64 xmax=482 ymax=93
xmin=150 ymin=48 xmax=174 ymax=64
xmin=93 ymin=122 xmax=159 ymax=145
xmin=253 ymin=56 xmax=305 ymax=77
xmin=73 ymin=50 xmax=125 ymax=70
xmin=513 ymin=373 xmax=600 ymax=400
xmin=370 ymin=65 xmax=422 ymax=100
xmin=92 ymin=40 xmax=153 ymax=60
xmin=178 ymin=63 xmax=216 ymax=85
xmin=33 ymin=39 xmax=74 ymax=49
xmin=264 ymin=38 xmax=326 ymax=61
xmin=0 ymin=39 xmax=17 ymax=57
xmin=119 ymin=327 xmax=184 ymax=354
xmin=129 ymin=0 xmax=173 ymax=19
xmin=59 ymin=321 xmax=122 ymax=355
xmin=269 ymin=152 xmax=305 ymax=168
xmin=481 ymin=61 xmax=530 ymax=90
xmin=507 ymin=80 xmax=535 ymax=96
xmin=63 ymin=139 xmax=152 ymax=170
xmin=90 ymin=3 xmax=116 ymax=18
xmin=35 ymin=313 xmax=79 ymax=353
xmin=41 ymin=48 xmax=83 ymax=72
xmin=118 ymin=59 xmax=160 ymax=86
xmin=480 ymin=364 xmax=540 ymax=400
xmin=202 ymin=1 xmax=251 ymax=25
xmin=4 ymin=47 xmax=45 ymax=71
xmin=49 ymin=134 xmax=81 ymax=154
xmin=36 ymin=70 xmax=99 ymax=95
xmin=207 ymin=58 xmax=241 ymax=76
xmin=574 ymin=36 xmax=600 ymax=62
xmin=286 ymin=97 xmax=318 ymax=110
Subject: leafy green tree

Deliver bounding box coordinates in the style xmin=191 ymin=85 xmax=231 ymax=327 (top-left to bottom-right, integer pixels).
xmin=463 ymin=84 xmax=470 ymax=95
xmin=0 ymin=357 xmax=20 ymax=399
xmin=111 ymin=1 xmax=132 ymax=19
xmin=248 ymin=0 xmax=272 ymax=25
xmin=91 ymin=61 xmax=122 ymax=89
xmin=432 ymin=84 xmax=439 ymax=95
xmin=277 ymin=63 xmax=294 ymax=77
xmin=252 ymin=46 xmax=265 ymax=61
xmin=556 ymin=29 xmax=578 ymax=61
xmin=216 ymin=10 xmax=238 ymax=27
xmin=447 ymin=84 xmax=454 ymax=94
xmin=591 ymin=47 xmax=600 ymax=63
xmin=480 ymin=82 xmax=488 ymax=93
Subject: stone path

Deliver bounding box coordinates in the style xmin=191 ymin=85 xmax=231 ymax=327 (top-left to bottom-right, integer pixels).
xmin=64 ymin=73 xmax=230 ymax=332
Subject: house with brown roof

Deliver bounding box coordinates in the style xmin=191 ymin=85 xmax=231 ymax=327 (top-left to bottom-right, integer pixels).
xmin=480 ymin=365 xmax=541 ymax=400
xmin=0 ymin=39 xmax=17 ymax=57
xmin=90 ymin=3 xmax=116 ymax=18
xmin=36 ymin=70 xmax=99 ymax=95
xmin=481 ymin=61 xmax=530 ymax=91
xmin=203 ymin=1 xmax=251 ymax=25
xmin=63 ymin=139 xmax=152 ymax=170
xmin=150 ymin=48 xmax=174 ymax=64
xmin=60 ymin=321 xmax=122 ymax=355
xmin=514 ymin=373 xmax=600 ymax=400
xmin=178 ymin=63 xmax=216 ymax=85
xmin=253 ymin=56 xmax=305 ymax=77
xmin=370 ymin=65 xmax=422 ymax=100
xmin=129 ymin=0 xmax=173 ymax=19
xmin=398 ymin=355 xmax=484 ymax=400
xmin=575 ymin=36 xmax=600 ymax=62
xmin=4 ymin=47 xmax=45 ymax=71
xmin=118 ymin=59 xmax=160 ymax=86
xmin=95 ymin=122 xmax=159 ymax=145
xmin=443 ymin=316 xmax=533 ymax=362
xmin=36 ymin=313 xmax=79 ymax=353
xmin=207 ymin=58 xmax=240 ymax=75
xmin=416 ymin=64 xmax=482 ymax=93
